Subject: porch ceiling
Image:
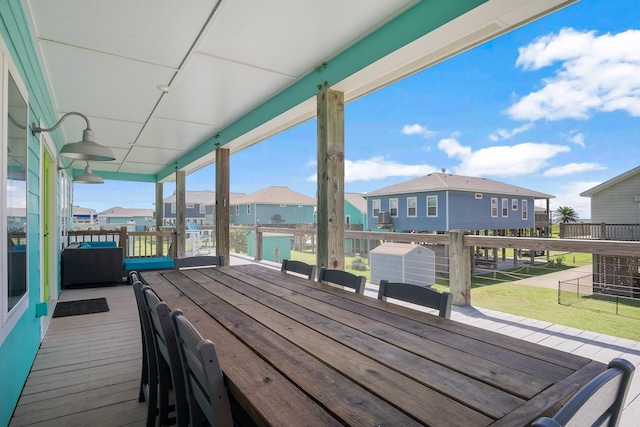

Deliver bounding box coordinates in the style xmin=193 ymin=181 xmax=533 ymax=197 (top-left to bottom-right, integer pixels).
xmin=23 ymin=0 xmax=577 ymax=182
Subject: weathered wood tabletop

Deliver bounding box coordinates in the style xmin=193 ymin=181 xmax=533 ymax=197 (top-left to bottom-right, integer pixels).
xmin=142 ymin=264 xmax=605 ymax=427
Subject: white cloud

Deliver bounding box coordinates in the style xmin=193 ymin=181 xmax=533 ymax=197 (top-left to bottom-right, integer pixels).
xmin=401 ymin=124 xmax=437 ymax=138
xmin=543 ymin=162 xmax=605 ymax=177
xmin=437 ymin=138 xmax=570 ymax=176
xmin=489 ymin=123 xmax=534 ymax=141
xmin=508 ymin=28 xmax=640 ymax=121
xmin=568 ymin=131 xmax=585 ymax=147
xmin=306 ymin=156 xmax=437 ymax=182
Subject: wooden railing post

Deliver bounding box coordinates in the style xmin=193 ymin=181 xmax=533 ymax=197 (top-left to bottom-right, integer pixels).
xmin=254 ymin=226 xmax=263 ymax=261
xmin=119 ymin=226 xmax=128 ymax=258
xmin=449 ymin=229 xmax=471 ymax=306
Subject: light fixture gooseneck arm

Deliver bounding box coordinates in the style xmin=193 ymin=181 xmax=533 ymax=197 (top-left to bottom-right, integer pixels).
xmin=31 ymin=111 xmax=115 ymax=162
xmin=32 ymin=111 xmax=91 ymax=135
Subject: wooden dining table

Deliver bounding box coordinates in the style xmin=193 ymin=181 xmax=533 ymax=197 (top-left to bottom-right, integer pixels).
xmin=141 ymin=264 xmax=606 ymax=427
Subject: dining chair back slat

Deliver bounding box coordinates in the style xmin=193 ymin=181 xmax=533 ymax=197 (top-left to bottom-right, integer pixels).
xmin=378 ymin=280 xmax=452 ymax=319
xmin=318 ymin=267 xmax=366 ymax=294
xmin=131 ymin=278 xmax=158 ymax=427
xmin=532 ymin=358 xmax=635 ymax=427
xmin=171 ymin=310 xmax=233 ymax=427
xmin=281 ymin=259 xmax=317 ymax=280
xmin=143 ymin=288 xmax=189 ymax=426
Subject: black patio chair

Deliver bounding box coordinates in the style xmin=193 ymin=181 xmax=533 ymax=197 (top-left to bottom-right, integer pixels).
xmin=318 ymin=267 xmax=366 ymax=294
xmin=143 ymin=288 xmax=189 ymax=427
xmin=532 ymin=358 xmax=635 ymax=427
xmin=175 ymin=255 xmax=224 ymax=270
xmin=378 ymin=280 xmax=452 ymax=319
xmin=281 ymin=259 xmax=316 ymax=280
xmin=171 ymin=309 xmax=233 ymax=427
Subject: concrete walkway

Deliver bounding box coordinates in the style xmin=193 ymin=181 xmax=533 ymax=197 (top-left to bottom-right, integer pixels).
xmin=512 ymin=264 xmax=593 ymax=289
xmin=229 ymin=255 xmax=640 ymax=426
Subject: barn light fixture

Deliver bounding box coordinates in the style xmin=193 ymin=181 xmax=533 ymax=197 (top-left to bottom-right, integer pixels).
xmin=32 ymin=112 xmax=116 ymax=161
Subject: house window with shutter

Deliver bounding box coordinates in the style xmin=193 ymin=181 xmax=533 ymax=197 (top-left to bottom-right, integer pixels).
xmin=491 ymin=198 xmax=498 ymax=217
xmin=427 ymin=196 xmax=438 ymax=217
xmin=389 ymin=198 xmax=398 ymax=217
xmin=407 ymin=197 xmax=417 ymax=217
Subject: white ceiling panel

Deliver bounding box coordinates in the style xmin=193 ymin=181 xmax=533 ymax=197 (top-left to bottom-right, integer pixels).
xmin=40 ymin=41 xmax=175 ymax=122
xmin=156 ymin=53 xmax=294 ymax=127
xmin=126 ymin=145 xmax=185 ymax=165
xmin=57 ymin=116 xmax=144 ymax=150
xmin=135 ymin=118 xmax=220 ymax=151
xmin=198 ymin=0 xmax=416 ymax=78
xmin=27 ymin=0 xmax=217 ymax=69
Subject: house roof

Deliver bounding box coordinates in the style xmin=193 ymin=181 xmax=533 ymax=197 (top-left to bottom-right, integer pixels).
xmin=163 ymin=190 xmax=216 ymax=204
xmin=364 ymin=173 xmax=553 ymax=199
xmin=99 ymin=207 xmax=154 ymax=217
xmin=370 ymin=242 xmax=423 ymax=256
xmin=234 ymin=186 xmax=316 ymax=206
xmin=344 ymin=193 xmax=367 ymax=214
xmin=72 ymin=205 xmax=97 ymax=216
xmin=21 ymin=1 xmax=573 ymax=182
xmin=580 ymin=166 xmax=640 ymax=197
xmin=204 ymin=193 xmax=246 ymax=207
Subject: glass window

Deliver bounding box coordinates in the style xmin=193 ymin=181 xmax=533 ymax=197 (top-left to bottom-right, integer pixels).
xmin=372 ymin=199 xmax=381 ymax=218
xmin=389 ymin=198 xmax=398 ymax=217
xmin=502 ymin=198 xmax=508 ymax=217
xmin=5 ymin=72 xmax=28 ymax=312
xmin=407 ymin=197 xmax=417 ymax=217
xmin=186 ymin=203 xmax=194 ymax=209
xmin=171 ymin=203 xmax=176 ymax=214
xmin=512 ymin=199 xmax=518 ymax=211
xmin=235 ymin=205 xmax=239 ymax=215
xmin=247 ymin=204 xmax=251 ymax=215
xmin=491 ymin=198 xmax=498 ymax=217
xmin=427 ymin=196 xmax=438 ymax=217
xmin=522 ymin=200 xmax=528 ymax=220
xmin=199 ymin=204 xmax=206 ymax=214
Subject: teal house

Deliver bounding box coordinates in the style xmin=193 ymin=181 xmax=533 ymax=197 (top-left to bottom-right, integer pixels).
xmin=231 ymin=186 xmax=316 ymax=226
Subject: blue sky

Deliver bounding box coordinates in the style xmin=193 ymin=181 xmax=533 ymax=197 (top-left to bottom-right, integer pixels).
xmin=75 ymin=0 xmax=640 ymax=220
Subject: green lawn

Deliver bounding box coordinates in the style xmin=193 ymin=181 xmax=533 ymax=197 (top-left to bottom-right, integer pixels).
xmin=290 ymin=250 xmax=640 ymax=341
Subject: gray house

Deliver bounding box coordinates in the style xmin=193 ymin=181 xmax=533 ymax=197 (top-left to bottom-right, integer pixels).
xmin=163 ymin=190 xmax=216 ymax=225
xmin=365 ymin=172 xmax=552 ymax=234
xmin=580 ymin=166 xmax=640 ymax=297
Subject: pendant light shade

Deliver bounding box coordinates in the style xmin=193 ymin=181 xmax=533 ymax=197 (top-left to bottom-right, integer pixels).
xmin=73 ymin=162 xmax=104 ymax=184
xmin=32 ymin=112 xmax=116 ymax=162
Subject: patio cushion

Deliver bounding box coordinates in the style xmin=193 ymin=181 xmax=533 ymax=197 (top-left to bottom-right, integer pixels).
xmin=79 ymin=241 xmax=117 ymax=248
xmin=124 ymin=257 xmax=174 ymax=272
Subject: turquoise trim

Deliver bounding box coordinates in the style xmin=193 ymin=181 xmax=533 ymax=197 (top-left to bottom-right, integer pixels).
xmin=158 ymin=0 xmax=487 ymax=181
xmin=35 ymin=302 xmax=48 ymax=317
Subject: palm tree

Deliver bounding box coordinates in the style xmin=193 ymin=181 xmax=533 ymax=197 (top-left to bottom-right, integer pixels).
xmin=554 ymin=206 xmax=579 ymax=224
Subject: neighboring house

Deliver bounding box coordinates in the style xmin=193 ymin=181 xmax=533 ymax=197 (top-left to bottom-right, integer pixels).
xmin=204 ymin=192 xmax=246 ymax=224
xmin=580 ymin=167 xmax=640 ymax=297
xmin=365 ymin=172 xmax=552 ymax=234
xmin=71 ymin=205 xmax=98 ymax=227
xmin=344 ymin=193 xmax=367 ymax=230
xmin=163 ymin=190 xmax=216 ymax=225
xmin=98 ymin=207 xmax=155 ymax=232
xmin=6 ymin=207 xmax=26 ymax=231
xmin=231 ymin=186 xmax=316 ymax=225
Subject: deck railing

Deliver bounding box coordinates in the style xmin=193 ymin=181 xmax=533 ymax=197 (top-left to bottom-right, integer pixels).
xmin=68 ymin=227 xmax=177 ymax=258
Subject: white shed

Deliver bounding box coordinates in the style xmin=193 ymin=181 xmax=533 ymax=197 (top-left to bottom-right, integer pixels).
xmin=370 ymin=242 xmax=435 ymax=287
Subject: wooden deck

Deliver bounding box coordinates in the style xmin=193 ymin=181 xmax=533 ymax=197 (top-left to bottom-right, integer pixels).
xmin=9 ymin=285 xmax=147 ymax=427
xmin=8 ymin=259 xmax=640 ymax=426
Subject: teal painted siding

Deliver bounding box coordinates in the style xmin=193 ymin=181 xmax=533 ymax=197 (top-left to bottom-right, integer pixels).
xmin=0 ymin=2 xmax=65 ymax=425
xmin=344 ymin=202 xmax=366 ymax=228
xmin=246 ymin=232 xmax=292 ymax=263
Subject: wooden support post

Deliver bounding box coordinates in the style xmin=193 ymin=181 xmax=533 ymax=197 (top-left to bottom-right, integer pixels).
xmin=216 ymin=148 xmax=230 ymax=263
xmin=155 ymin=182 xmax=164 ymax=257
xmin=119 ymin=227 xmax=128 ymax=257
xmin=449 ymin=229 xmax=471 ymax=306
xmin=176 ymin=171 xmax=186 ymax=258
xmin=254 ymin=226 xmax=263 ymax=261
xmin=316 ymin=89 xmax=345 ymax=270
